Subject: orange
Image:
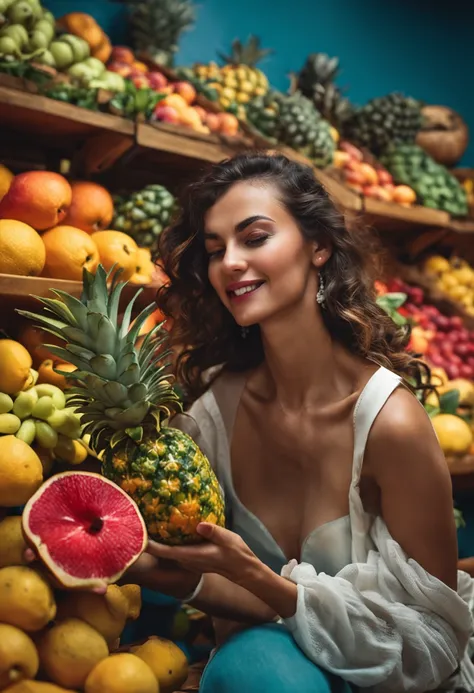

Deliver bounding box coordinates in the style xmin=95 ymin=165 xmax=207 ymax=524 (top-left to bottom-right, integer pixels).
xmin=38 ymin=359 xmax=76 ymax=390
xmin=0 ymin=171 xmax=72 ymax=231
xmin=217 ymin=112 xmax=239 ymax=136
xmin=91 ymin=230 xmax=138 ymax=280
xmin=42 ymin=225 xmax=99 ymax=281
xmin=173 ymin=81 xmax=197 ymax=105
xmin=129 ymin=247 xmax=154 ymax=285
xmin=85 ymin=653 xmax=158 ymax=693
xmin=0 ymin=163 xmax=14 ymax=201
xmin=0 ymin=339 xmax=32 ymax=394
xmin=0 ymin=219 xmax=45 ymax=276
xmin=17 ymin=324 xmax=63 ymax=368
xmin=63 ymin=182 xmax=114 ymax=235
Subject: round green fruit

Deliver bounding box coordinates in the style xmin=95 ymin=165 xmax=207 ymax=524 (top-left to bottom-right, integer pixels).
xmin=49 ymin=40 xmax=74 ymax=69
xmin=7 ymin=0 xmax=34 ymax=26
xmin=32 ymin=18 xmax=55 ymax=41
xmin=34 ymin=48 xmax=55 ymax=67
xmin=27 ymin=29 xmax=50 ymax=50
xmin=0 ymin=23 xmax=28 ymax=48
xmin=60 ymin=34 xmax=90 ymax=62
xmin=0 ymin=35 xmax=19 ymax=55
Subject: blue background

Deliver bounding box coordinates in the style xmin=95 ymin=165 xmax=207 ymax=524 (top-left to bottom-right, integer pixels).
xmin=44 ymin=0 xmax=472 ymax=162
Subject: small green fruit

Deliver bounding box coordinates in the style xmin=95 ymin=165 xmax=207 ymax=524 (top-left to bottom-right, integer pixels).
xmin=0 ymin=35 xmax=19 ymax=55
xmin=34 ymin=48 xmax=55 ymax=66
xmin=0 ymin=23 xmax=28 ymax=48
xmin=49 ymin=39 xmax=74 ymax=69
xmin=60 ymin=34 xmax=90 ymax=62
xmin=0 ymin=393 xmax=13 ymax=414
xmin=7 ymin=0 xmax=34 ymax=26
xmin=32 ymin=18 xmax=54 ymax=41
xmin=40 ymin=9 xmax=55 ymax=24
xmin=27 ymin=29 xmax=49 ymax=50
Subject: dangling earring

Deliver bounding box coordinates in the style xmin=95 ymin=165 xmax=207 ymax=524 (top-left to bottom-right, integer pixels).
xmin=316 ymin=274 xmax=326 ymax=308
xmin=241 ymin=326 xmax=249 ymax=339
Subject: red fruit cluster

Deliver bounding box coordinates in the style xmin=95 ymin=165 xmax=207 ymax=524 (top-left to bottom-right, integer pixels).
xmin=388 ymin=277 xmax=474 ymax=380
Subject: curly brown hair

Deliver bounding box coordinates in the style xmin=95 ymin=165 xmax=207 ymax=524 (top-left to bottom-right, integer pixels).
xmin=157 ymin=152 xmax=425 ymax=400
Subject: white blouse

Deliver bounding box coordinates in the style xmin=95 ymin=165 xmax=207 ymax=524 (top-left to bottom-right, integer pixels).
xmin=173 ymin=366 xmax=474 ymax=692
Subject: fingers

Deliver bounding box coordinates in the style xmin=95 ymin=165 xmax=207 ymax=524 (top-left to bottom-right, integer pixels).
xmin=92 ymin=584 xmax=108 ymax=595
xmin=196 ymin=523 xmax=233 ymax=545
xmin=24 ymin=548 xmax=36 ymax=563
xmin=146 ymin=539 xmax=177 ymax=559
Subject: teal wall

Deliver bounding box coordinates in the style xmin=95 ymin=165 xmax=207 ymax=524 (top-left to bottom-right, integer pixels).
xmin=44 ymin=0 xmax=473 ymax=163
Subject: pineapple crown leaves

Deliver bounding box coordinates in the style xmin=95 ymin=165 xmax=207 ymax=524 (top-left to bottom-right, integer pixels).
xmin=218 ymin=35 xmax=274 ymax=68
xmin=17 ymin=264 xmax=181 ymax=453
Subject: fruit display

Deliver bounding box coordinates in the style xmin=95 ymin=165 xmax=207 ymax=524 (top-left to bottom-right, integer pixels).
xmin=246 ymin=90 xmax=335 ymax=167
xmin=57 ymin=12 xmax=112 ymax=63
xmin=295 ymin=52 xmax=354 ymax=129
xmin=422 ymin=255 xmax=474 ymax=316
xmin=63 ymin=182 xmax=114 ymax=235
xmin=332 ymin=140 xmax=417 ymax=204
xmin=345 ymin=92 xmax=423 ymax=155
xmin=112 ymin=183 xmax=177 ymax=251
xmin=41 ymin=225 xmax=99 ymax=281
xmin=131 ymin=636 xmax=189 ymax=692
xmin=67 ymin=56 xmax=126 ymax=93
xmin=126 ymin=0 xmax=196 ymax=67
xmin=84 ymin=652 xmax=158 ymax=693
xmin=21 ymin=265 xmax=225 ymax=545
xmin=380 ymin=143 xmax=468 ymax=215
xmin=0 ymin=171 xmax=72 ymax=230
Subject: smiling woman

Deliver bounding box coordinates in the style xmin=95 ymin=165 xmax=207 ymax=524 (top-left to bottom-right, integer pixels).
xmin=136 ymin=152 xmax=474 ymax=693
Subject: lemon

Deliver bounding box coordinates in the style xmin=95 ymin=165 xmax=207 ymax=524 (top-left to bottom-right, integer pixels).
xmin=0 ymin=339 xmax=32 ymax=395
xmin=432 ymin=414 xmax=473 ymax=456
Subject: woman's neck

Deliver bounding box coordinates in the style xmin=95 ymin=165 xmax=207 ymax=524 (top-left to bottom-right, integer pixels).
xmin=259 ymin=303 xmax=345 ymax=410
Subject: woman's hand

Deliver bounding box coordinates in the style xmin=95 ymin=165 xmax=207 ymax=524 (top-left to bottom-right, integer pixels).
xmin=146 ymin=522 xmax=261 ymax=587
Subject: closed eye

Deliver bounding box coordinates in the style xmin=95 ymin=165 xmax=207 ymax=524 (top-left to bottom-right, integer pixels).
xmin=246 ymin=234 xmax=269 ymax=247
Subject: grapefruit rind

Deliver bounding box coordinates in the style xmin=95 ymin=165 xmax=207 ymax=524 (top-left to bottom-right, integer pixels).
xmin=22 ymin=471 xmax=147 ymax=589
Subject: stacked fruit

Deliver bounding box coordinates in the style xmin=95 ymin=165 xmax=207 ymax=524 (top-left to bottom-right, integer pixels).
xmin=381 ymin=143 xmax=468 ymax=216
xmin=112 ymin=184 xmax=177 ymax=252
xmin=333 ymin=140 xmax=416 ymax=205
xmin=422 ymin=255 xmax=474 ymax=316
xmin=57 ymin=11 xmax=112 ymax=63
xmin=0 ymin=171 xmax=156 ymax=285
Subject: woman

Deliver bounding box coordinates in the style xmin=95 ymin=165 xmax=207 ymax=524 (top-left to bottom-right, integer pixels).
xmin=128 ymin=153 xmax=474 ymax=693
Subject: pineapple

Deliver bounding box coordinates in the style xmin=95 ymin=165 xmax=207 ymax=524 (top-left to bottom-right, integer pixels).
xmin=126 ymin=0 xmax=196 ymax=66
xmin=19 ymin=266 xmax=225 ymax=545
xmin=296 ymin=53 xmax=354 ymax=129
xmin=193 ymin=36 xmax=271 ymax=110
xmin=345 ymin=92 xmax=423 ymax=155
xmin=112 ymin=184 xmax=177 ymax=254
xmin=246 ymin=90 xmax=335 ymax=168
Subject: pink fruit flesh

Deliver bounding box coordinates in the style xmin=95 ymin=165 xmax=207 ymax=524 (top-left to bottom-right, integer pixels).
xmin=22 ymin=472 xmax=147 ymax=589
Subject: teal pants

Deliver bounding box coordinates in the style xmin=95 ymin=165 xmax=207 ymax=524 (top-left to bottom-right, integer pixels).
xmin=200 ymin=623 xmax=353 ymax=693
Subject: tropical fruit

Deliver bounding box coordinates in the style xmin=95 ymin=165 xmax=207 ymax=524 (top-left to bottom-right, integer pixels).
xmin=63 ymin=181 xmax=114 ymax=234
xmin=20 ymin=265 xmax=225 ymax=545
xmin=129 ymin=247 xmax=155 ymax=285
xmin=22 ymin=471 xmax=147 ymax=589
xmin=247 ymin=90 xmax=335 ymax=167
xmin=0 ymin=623 xmax=39 ymax=690
xmin=0 ymin=515 xmax=28 ymax=567
xmin=127 ymin=0 xmax=195 ymax=66
xmin=345 ymin=93 xmax=423 ymax=155
xmin=41 ymin=225 xmax=100 ymax=280
xmin=132 ymin=636 xmax=188 ymax=693
xmin=56 ymin=585 xmax=130 ymax=645
xmin=4 ymin=682 xmax=75 ymax=692
xmin=90 ymin=230 xmax=138 ymax=280
xmin=0 ymin=565 xmax=56 ymax=631
xmin=0 ymin=436 xmax=43 ymax=506
xmin=85 ymin=653 xmax=158 ymax=693
xmin=0 ymin=339 xmax=32 ymax=394
xmin=0 ymin=219 xmax=45 ymax=277
xmin=432 ymin=413 xmax=473 ymax=456
xmin=112 ymin=184 xmax=177 ymax=252
xmin=381 ymin=143 xmax=468 ymax=216
xmin=0 ymin=171 xmax=72 ymax=230
xmin=296 ymin=52 xmax=354 ymax=129
xmin=37 ymin=618 xmax=109 ymax=689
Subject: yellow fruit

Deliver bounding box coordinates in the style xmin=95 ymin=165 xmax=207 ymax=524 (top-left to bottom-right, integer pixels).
xmin=53 ymin=437 xmax=88 ymax=465
xmin=0 ymin=515 xmax=28 ymax=567
xmin=432 ymin=413 xmax=473 ymax=456
xmin=447 ymin=284 xmax=469 ymax=301
xmin=440 ymin=274 xmax=458 ymax=290
xmin=0 ymin=623 xmax=39 ymax=689
xmin=91 ymin=230 xmax=138 ymax=281
xmin=132 ymin=636 xmax=188 ymax=693
xmin=0 ymin=339 xmax=33 ymax=395
xmin=423 ymin=255 xmax=451 ymax=275
xmin=38 ymin=359 xmax=76 ymax=390
xmin=56 ymin=585 xmax=129 ymax=645
xmin=38 ymin=618 xmax=109 ymax=690
xmin=41 ymin=225 xmax=99 ymax=281
xmin=0 ymin=436 xmax=43 ymax=507
xmin=0 ymin=565 xmax=56 ymax=631
xmin=0 ymin=219 xmax=45 ymax=277
xmin=85 ymin=653 xmax=158 ymax=693
xmin=451 ymin=267 xmax=474 ymax=286
xmin=429 ymin=367 xmax=449 ymax=387
xmin=0 ymin=163 xmax=14 ymax=200
xmin=120 ymin=584 xmax=142 ymax=620
xmin=5 ymin=680 xmax=76 ymax=692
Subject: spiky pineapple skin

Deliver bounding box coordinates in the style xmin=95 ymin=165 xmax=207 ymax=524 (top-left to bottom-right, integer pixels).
xmin=102 ymin=427 xmax=225 ymax=545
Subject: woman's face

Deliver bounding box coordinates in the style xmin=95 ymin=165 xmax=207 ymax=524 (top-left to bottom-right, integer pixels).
xmin=204 ymin=181 xmax=326 ymax=327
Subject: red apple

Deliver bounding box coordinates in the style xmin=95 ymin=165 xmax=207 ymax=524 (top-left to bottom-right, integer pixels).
xmin=339 ymin=140 xmax=364 ymax=161
xmin=445 ymin=364 xmax=460 ymax=379
xmin=147 ymin=71 xmax=168 ymax=91
xmin=154 ymin=104 xmax=180 ymax=124
xmin=107 ymin=61 xmax=132 ymax=78
xmin=345 ymin=170 xmax=365 ymax=186
xmin=377 ymin=169 xmax=393 ymax=186
xmin=109 ymin=46 xmax=135 ymax=65
xmin=460 ymin=364 xmax=473 ymax=379
xmin=132 ymin=75 xmax=150 ymax=89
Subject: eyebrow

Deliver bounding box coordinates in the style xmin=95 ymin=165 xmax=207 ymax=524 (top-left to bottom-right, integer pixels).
xmin=204 ymin=215 xmax=274 ymax=239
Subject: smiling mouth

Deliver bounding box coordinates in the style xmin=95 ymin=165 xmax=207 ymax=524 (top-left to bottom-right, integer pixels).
xmin=228 ymin=282 xmax=264 ymax=299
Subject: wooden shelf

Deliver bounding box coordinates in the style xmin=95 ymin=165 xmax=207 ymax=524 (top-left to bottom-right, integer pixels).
xmin=136 ymin=122 xmax=237 ymax=164
xmin=362 ymin=198 xmax=450 ymax=233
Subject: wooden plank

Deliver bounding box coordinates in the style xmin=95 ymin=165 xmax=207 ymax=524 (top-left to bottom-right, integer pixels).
xmin=136 ymin=122 xmax=234 ymax=163
xmin=0 ymin=84 xmax=134 ymax=138
xmin=363 ymin=198 xmax=450 ymax=232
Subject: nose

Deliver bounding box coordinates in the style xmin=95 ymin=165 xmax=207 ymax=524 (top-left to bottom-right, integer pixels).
xmin=221 ymin=244 xmax=247 ymax=273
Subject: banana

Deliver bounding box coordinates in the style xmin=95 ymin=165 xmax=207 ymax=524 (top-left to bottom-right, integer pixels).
xmin=16 ymin=419 xmax=36 ymax=445
xmin=0 ymin=412 xmax=21 ymax=434
xmin=34 ymin=420 xmax=58 ymax=449
xmin=31 ymin=396 xmax=55 ymax=420
xmin=0 ymin=393 xmax=13 ymax=414
xmin=13 ymin=388 xmax=38 ymax=419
